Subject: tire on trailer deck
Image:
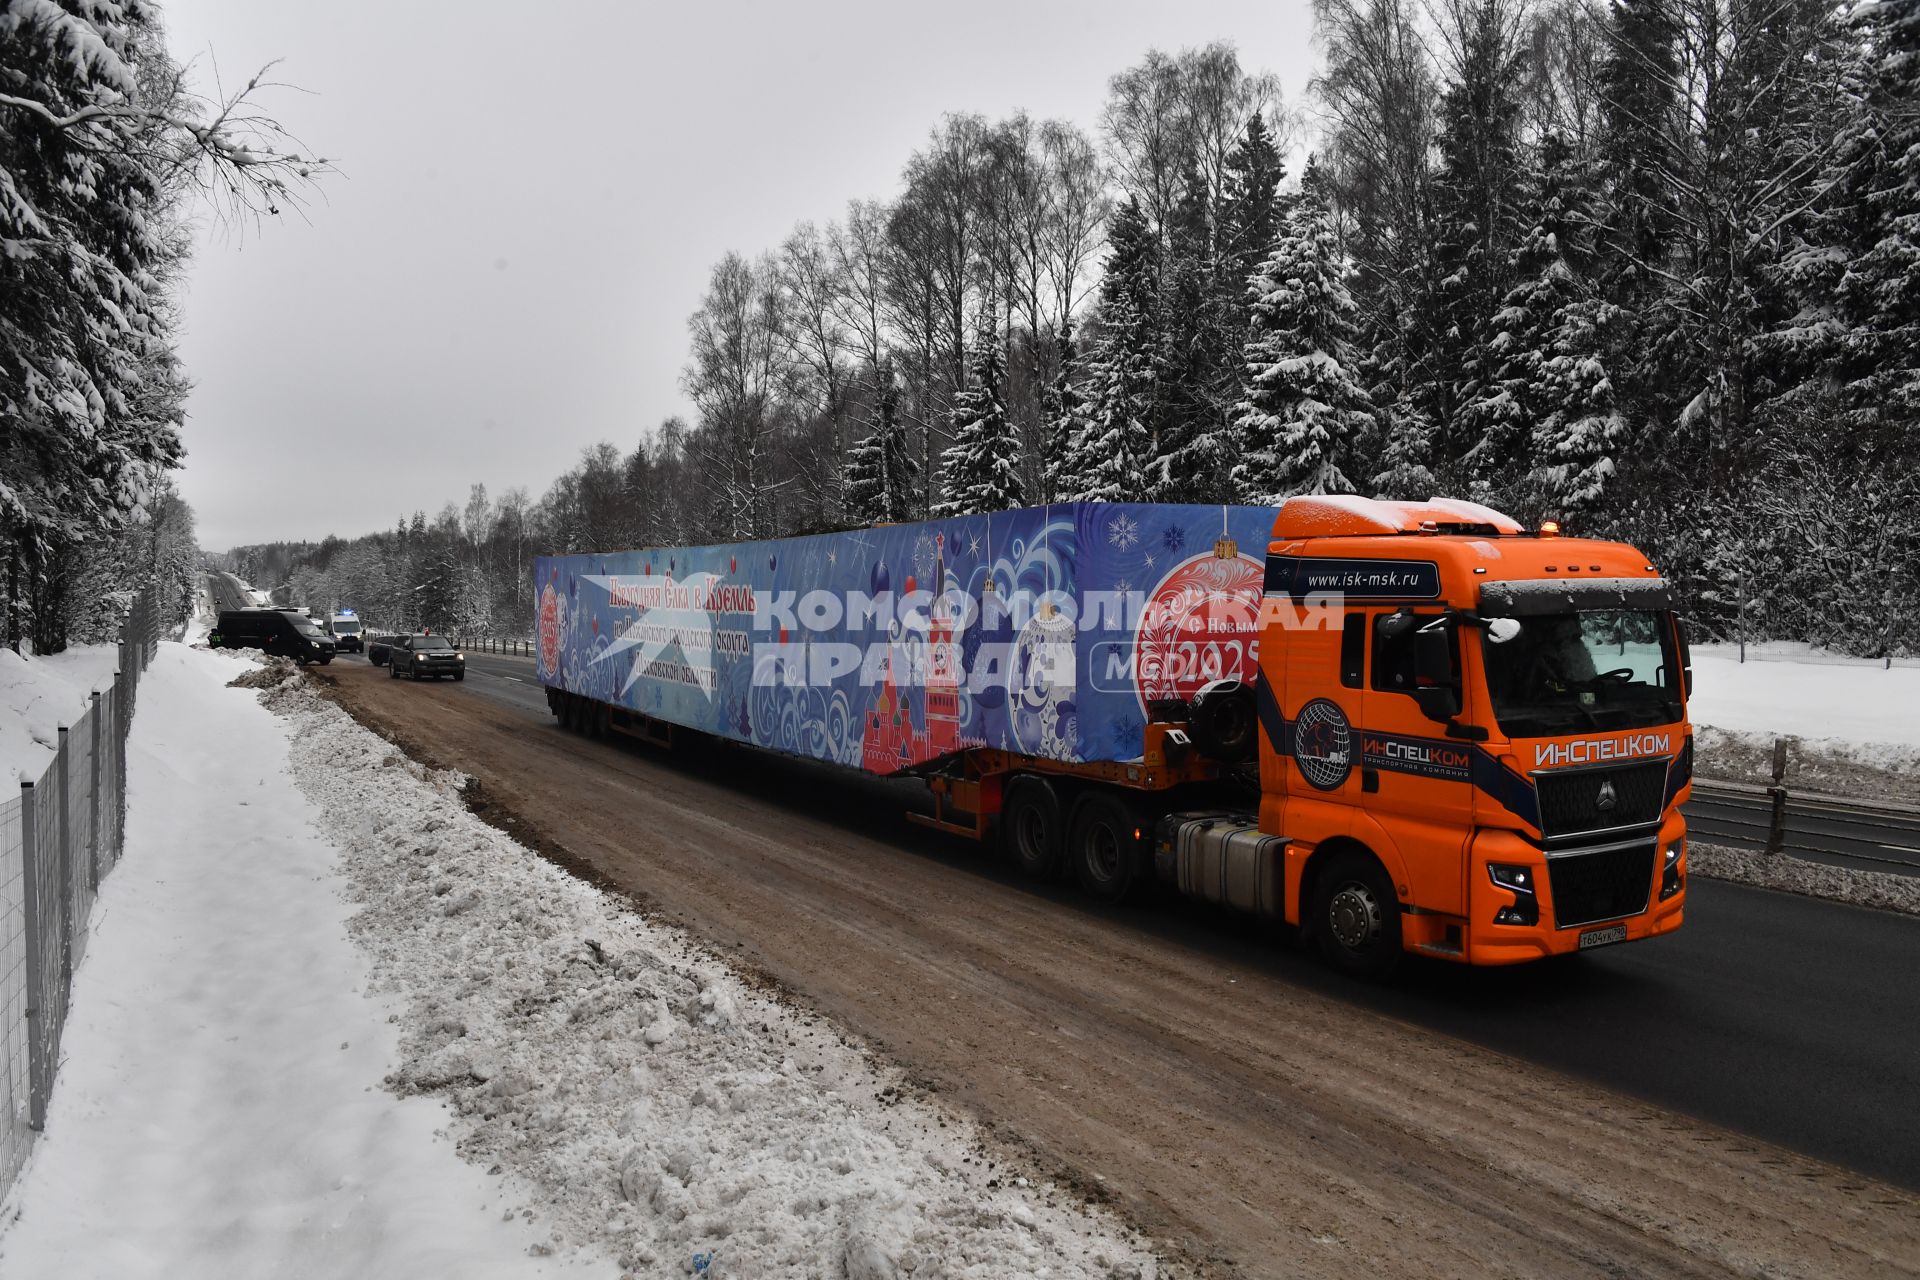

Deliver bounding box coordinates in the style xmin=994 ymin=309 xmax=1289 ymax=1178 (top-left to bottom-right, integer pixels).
xmin=1002 ymin=775 xmax=1066 ymax=881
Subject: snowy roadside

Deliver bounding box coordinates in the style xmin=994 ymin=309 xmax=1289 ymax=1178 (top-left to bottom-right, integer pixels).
xmin=0 ymin=643 xmax=125 ymax=783
xmin=1687 ymin=645 xmax=1920 ymax=803
xmin=0 ymin=642 xmax=605 ymax=1279
xmin=1688 ymin=843 xmax=1920 ymax=918
xmin=240 ymin=658 xmax=1164 ymax=1279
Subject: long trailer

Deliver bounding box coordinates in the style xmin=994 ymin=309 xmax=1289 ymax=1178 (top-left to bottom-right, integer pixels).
xmin=537 ymin=498 xmax=1693 ymax=973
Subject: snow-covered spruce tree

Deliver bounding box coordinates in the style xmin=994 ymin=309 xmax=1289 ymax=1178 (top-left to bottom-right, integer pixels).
xmin=931 ymin=317 xmax=1022 ymax=517
xmin=1372 ymin=395 xmax=1439 ymax=499
xmin=1219 ymin=112 xmax=1288 ymax=291
xmin=1531 ymin=299 xmax=1627 ymax=519
xmin=1421 ymin=0 xmax=1529 ymax=461
xmin=842 ymin=360 xmax=917 ymax=524
xmin=1040 ymin=328 xmax=1085 ymax=506
xmin=1228 ymin=162 xmax=1370 ymax=503
xmin=1157 ymin=170 xmax=1235 ymax=503
xmin=1062 ymin=198 xmax=1158 ymax=503
xmin=1457 ymin=133 xmax=1587 ymax=496
xmin=1832 ymin=0 xmax=1920 ymax=435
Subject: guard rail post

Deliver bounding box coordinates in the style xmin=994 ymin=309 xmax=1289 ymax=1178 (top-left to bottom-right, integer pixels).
xmin=1765 ymin=737 xmax=1789 ymax=855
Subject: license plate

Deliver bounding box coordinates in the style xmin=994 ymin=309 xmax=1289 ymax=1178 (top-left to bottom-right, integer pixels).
xmin=1579 ymin=923 xmax=1628 ymax=950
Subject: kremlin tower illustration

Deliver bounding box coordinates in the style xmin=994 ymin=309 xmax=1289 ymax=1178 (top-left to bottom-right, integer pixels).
xmin=861 ymin=533 xmax=972 ymax=773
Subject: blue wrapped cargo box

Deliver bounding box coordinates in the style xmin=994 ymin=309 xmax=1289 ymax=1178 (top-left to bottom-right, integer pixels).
xmin=535 ymin=503 xmax=1279 ymax=775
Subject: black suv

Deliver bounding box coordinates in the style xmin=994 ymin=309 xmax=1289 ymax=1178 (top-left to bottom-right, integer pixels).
xmin=209 ymin=609 xmax=336 ymax=664
xmin=389 ymin=634 xmax=465 ymax=680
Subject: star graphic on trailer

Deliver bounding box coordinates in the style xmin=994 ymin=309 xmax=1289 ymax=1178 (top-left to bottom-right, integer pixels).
xmin=827 ymin=549 xmax=837 ymax=565
xmin=966 ymin=533 xmax=981 ymax=556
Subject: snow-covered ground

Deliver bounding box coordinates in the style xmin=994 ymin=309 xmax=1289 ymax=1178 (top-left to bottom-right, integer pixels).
xmin=1689 ymin=642 xmax=1920 ymax=777
xmin=0 ymin=642 xmax=601 ymax=1279
xmin=0 ymin=642 xmax=1160 ymax=1279
xmin=0 ymin=644 xmax=125 ymax=784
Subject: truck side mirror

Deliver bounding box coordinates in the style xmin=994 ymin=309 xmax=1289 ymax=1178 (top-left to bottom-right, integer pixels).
xmin=1411 ymin=625 xmax=1459 ymax=724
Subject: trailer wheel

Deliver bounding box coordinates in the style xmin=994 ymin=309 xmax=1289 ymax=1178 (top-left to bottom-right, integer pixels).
xmin=1002 ymin=777 xmax=1065 ymax=881
xmin=1070 ymin=790 xmax=1148 ymax=903
xmin=1313 ymin=848 xmax=1402 ymax=979
xmin=561 ymin=693 xmax=579 ymax=732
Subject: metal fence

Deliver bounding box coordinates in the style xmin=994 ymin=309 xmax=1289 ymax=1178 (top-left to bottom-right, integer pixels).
xmin=450 ymin=635 xmax=534 ymax=657
xmin=0 ymin=589 xmax=158 ymax=1200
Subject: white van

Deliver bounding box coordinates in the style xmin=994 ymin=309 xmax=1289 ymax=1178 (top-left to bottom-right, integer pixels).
xmin=326 ymin=609 xmax=364 ymax=652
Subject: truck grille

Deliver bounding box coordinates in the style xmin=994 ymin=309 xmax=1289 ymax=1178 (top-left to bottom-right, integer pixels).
xmin=1548 ymin=841 xmax=1657 ymax=928
xmin=1535 ymin=760 xmax=1667 ymax=838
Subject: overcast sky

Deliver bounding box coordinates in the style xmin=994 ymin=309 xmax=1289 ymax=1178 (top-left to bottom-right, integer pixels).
xmin=161 ymin=1 xmax=1320 ymax=551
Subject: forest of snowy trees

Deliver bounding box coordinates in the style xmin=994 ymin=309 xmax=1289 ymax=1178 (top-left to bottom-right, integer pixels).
xmin=249 ymin=0 xmax=1916 ymax=655
xmin=0 ymin=1 xmax=321 ymax=649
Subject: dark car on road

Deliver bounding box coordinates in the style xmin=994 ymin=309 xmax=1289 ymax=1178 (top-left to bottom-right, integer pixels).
xmin=389 ymin=634 xmax=465 ymax=680
xmin=366 ymin=633 xmax=402 ymax=667
xmin=209 ymin=609 xmax=336 ymax=664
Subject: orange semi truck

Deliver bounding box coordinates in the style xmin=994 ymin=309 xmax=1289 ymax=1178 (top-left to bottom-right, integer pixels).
xmin=537 ymin=496 xmax=1690 ymax=974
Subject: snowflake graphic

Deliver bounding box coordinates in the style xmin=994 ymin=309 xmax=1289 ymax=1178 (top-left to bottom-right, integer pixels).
xmin=827 ymin=548 xmax=837 ymax=566
xmin=1115 ymin=577 xmax=1133 ymax=594
xmin=913 ymin=534 xmax=938 ymax=581
xmin=966 ymin=532 xmax=982 ymax=556
xmin=1108 ymin=513 xmax=1140 ymax=551
xmin=1161 ymin=525 xmax=1186 ymax=554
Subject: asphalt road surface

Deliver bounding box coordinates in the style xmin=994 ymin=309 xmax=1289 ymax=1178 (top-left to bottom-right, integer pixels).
xmin=207 ymin=571 xmax=255 ymax=613
xmin=311 ymin=650 xmax=1920 ymax=1278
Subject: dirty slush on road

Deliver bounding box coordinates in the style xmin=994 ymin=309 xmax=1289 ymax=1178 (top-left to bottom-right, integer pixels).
xmin=314 ymin=660 xmax=1920 ymax=1280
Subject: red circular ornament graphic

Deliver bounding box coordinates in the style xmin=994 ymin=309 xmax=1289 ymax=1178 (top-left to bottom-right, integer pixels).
xmin=538 ymin=582 xmax=561 ymax=675
xmin=1133 ymin=552 xmax=1265 ymax=709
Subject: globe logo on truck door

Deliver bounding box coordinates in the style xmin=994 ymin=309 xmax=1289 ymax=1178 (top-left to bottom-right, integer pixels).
xmin=1293 ymin=698 xmax=1354 ymax=791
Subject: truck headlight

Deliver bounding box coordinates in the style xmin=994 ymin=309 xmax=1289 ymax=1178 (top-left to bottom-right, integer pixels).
xmin=1488 ymin=862 xmax=1539 ymax=926
xmin=1660 ymin=840 xmax=1684 ymax=899
xmin=1488 ymin=863 xmax=1534 ymax=893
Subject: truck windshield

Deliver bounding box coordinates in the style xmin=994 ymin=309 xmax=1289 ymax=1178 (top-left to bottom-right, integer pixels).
xmin=1480 ymin=609 xmax=1682 ymax=738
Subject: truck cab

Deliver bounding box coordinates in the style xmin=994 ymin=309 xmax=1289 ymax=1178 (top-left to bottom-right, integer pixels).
xmin=1243 ymin=496 xmax=1689 ymax=971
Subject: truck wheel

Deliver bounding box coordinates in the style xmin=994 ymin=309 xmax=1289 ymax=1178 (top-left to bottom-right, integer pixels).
xmin=1002 ymin=777 xmax=1064 ymax=880
xmin=1070 ymin=791 xmax=1148 ymax=903
xmin=1314 ymin=849 xmax=1403 ymax=979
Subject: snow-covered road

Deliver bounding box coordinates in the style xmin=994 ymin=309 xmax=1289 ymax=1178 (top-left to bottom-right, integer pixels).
xmin=0 ymin=642 xmax=1156 ymax=1279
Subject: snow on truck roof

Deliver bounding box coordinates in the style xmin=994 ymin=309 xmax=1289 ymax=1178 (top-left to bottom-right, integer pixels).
xmin=1271 ymin=495 xmax=1526 ymax=540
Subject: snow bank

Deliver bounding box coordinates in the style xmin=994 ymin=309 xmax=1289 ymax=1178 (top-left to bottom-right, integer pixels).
xmin=249 ymin=673 xmax=1161 ymax=1278
xmin=1689 ymin=644 xmax=1920 ymax=775
xmin=0 ymin=643 xmax=608 ymax=1279
xmin=0 ymin=643 xmax=122 ymax=784
xmin=1689 ymin=843 xmax=1920 ymax=918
